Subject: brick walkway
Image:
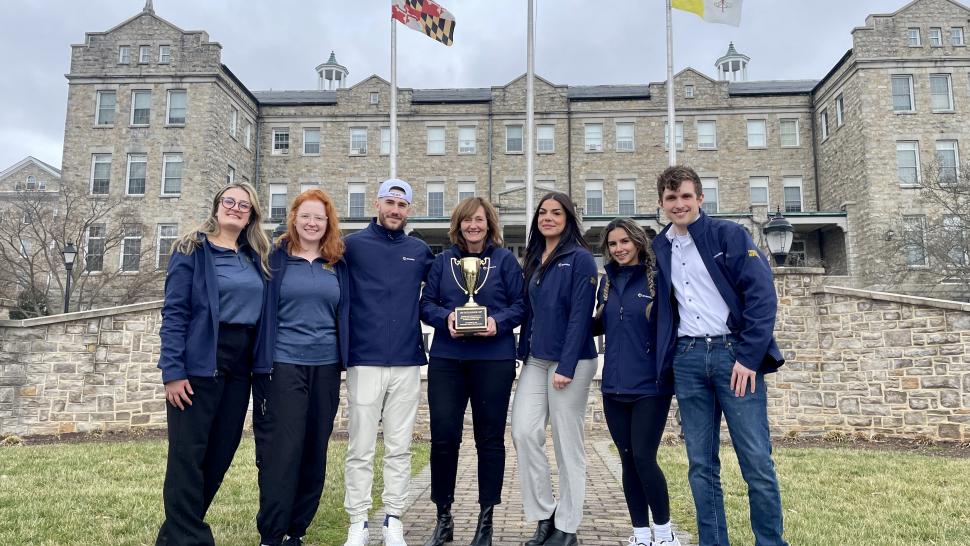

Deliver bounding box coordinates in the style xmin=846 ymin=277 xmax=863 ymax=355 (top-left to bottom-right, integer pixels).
xmin=377 ymin=430 xmax=694 ymax=546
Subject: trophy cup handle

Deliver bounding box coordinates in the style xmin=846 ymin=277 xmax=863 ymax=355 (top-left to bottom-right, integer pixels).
xmin=449 ymin=257 xmax=469 ymax=296
xmin=477 ymin=257 xmax=491 ymax=293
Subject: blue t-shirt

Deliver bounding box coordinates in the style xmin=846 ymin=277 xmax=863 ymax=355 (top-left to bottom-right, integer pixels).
xmin=273 ymin=255 xmax=340 ymax=365
xmin=208 ymin=239 xmax=264 ymax=325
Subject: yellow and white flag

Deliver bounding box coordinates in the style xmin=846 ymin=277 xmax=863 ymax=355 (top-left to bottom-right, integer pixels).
xmin=672 ymin=0 xmax=742 ymax=26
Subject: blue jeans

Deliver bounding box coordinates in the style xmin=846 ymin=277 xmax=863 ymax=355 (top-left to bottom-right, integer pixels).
xmin=673 ymin=336 xmax=787 ymax=546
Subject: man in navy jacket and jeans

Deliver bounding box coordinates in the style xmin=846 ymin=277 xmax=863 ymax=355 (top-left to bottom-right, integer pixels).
xmin=652 ymin=166 xmax=788 ymax=546
xmin=342 ymin=179 xmax=434 ymax=546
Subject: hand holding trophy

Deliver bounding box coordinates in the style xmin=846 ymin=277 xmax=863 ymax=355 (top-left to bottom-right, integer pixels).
xmin=449 ymin=256 xmax=491 ymax=333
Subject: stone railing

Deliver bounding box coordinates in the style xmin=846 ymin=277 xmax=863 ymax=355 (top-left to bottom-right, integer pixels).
xmin=1 ymin=269 xmax=968 ymax=441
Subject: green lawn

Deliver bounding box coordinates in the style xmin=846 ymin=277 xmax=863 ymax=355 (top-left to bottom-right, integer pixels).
xmin=0 ymin=437 xmax=430 ymax=546
xmin=656 ymin=444 xmax=970 ymax=546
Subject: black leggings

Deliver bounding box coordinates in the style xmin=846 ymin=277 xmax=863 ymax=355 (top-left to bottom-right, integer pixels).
xmin=602 ymin=393 xmax=674 ymax=528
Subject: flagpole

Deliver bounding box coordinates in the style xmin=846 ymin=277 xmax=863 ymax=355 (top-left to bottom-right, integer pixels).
xmin=390 ymin=17 xmax=398 ymax=180
xmin=666 ymin=0 xmax=676 ymax=166
xmin=525 ymin=0 xmax=535 ymax=244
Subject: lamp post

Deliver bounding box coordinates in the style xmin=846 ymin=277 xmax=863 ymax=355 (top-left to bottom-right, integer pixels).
xmin=763 ymin=209 xmax=794 ymax=266
xmin=61 ymin=242 xmax=77 ymax=313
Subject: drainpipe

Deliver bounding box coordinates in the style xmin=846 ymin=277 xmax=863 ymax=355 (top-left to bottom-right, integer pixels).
xmin=487 ymin=100 xmax=493 ymax=202
xmin=566 ymin=97 xmax=572 ymax=198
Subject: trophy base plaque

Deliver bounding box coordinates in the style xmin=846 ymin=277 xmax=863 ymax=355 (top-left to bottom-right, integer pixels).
xmin=454 ymin=306 xmax=488 ymax=333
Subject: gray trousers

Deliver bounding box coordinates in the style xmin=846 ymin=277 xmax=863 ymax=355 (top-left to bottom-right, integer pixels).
xmin=510 ymin=356 xmax=597 ymax=534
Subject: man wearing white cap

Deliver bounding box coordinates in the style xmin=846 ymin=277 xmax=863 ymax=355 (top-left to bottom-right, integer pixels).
xmin=342 ymin=179 xmax=434 ymax=546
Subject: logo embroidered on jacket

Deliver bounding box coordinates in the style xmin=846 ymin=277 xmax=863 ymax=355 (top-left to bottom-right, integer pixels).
xmin=558 ymin=262 xmax=571 ymax=268
xmin=747 ymin=249 xmax=758 ymax=257
xmin=402 ymin=256 xmax=416 ymax=261
xmin=636 ymin=292 xmax=650 ymax=299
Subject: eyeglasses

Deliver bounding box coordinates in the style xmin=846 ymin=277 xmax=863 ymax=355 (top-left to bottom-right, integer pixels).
xmin=297 ymin=213 xmax=327 ymax=223
xmin=221 ymin=197 xmax=252 ymax=212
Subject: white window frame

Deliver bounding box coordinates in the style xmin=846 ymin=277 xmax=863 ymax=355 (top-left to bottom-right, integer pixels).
xmin=506 ymin=125 xmax=523 ymax=154
xmin=166 ymin=89 xmax=186 ymax=125
xmin=139 ymin=45 xmax=150 ymax=64
xmin=369 ymin=91 xmax=380 ymax=104
xmin=746 ymin=119 xmax=767 ymax=149
xmin=162 ymin=153 xmax=183 ymax=196
xmin=663 ymin=121 xmax=684 ymax=151
xmin=749 ymin=176 xmax=769 ymax=206
xmin=156 ymin=224 xmax=179 ymax=269
xmin=427 ymin=182 xmax=445 ymax=217
xmin=783 ymin=176 xmax=804 ymax=213
xmin=951 ymin=27 xmax=965 ymax=46
xmin=25 ymin=176 xmax=36 ymax=191
xmin=458 ymin=126 xmax=476 ymax=154
xmin=820 ymin=109 xmax=829 ymax=140
xmin=427 ymin=126 xmax=446 ymax=155
xmin=779 ymin=118 xmax=799 ymax=147
xmin=269 ymin=184 xmax=288 ymax=220
xmin=90 ymin=154 xmax=111 ymax=195
xmin=701 ymin=178 xmax=719 ymax=214
xmin=229 ymin=106 xmax=238 ymax=138
xmin=615 ymin=122 xmax=634 ymax=152
xmin=585 ymin=124 xmax=603 ymax=152
xmin=350 ymin=127 xmax=368 ymax=155
xmin=537 ymin=125 xmax=555 ymax=153
xmin=95 ymin=90 xmax=116 ymax=126
xmin=617 ymin=179 xmax=636 ymax=215
xmin=903 ymin=215 xmax=928 ymax=267
xmin=118 ymin=45 xmax=131 ymax=64
xmin=272 ymin=128 xmax=290 ymax=155
xmin=907 ymin=28 xmax=921 ymax=47
xmin=585 ymin=180 xmax=603 ymax=216
xmin=158 ymin=45 xmax=171 ymax=64
xmin=929 ymin=73 xmax=954 ymax=112
xmin=303 ymin=127 xmax=321 ymax=155
xmin=896 ymin=141 xmax=921 ymax=187
xmin=835 ymin=95 xmax=844 ymax=127
xmin=119 ymin=225 xmax=143 ymax=273
xmin=685 ymin=84 xmax=695 ymax=98
xmin=299 ymin=183 xmax=318 ymax=193
xmin=380 ymin=127 xmax=391 ymax=155
xmin=125 ymin=153 xmax=147 ymax=196
xmin=458 ymin=181 xmax=476 ymax=202
xmin=245 ymin=121 xmax=252 ymax=150
xmin=935 ymin=140 xmax=959 ymax=184
xmin=891 ymin=74 xmax=915 ymax=112
xmin=227 ymin=166 xmax=235 ymax=185
xmin=697 ymin=120 xmax=716 ymax=149
xmin=929 ymin=27 xmax=943 ymax=47
xmin=130 ymin=90 xmax=151 ymax=126
xmin=348 ymin=183 xmax=366 ymax=217
xmin=85 ymin=224 xmax=106 ymax=273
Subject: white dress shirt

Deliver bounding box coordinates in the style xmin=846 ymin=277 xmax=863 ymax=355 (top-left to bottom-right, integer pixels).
xmin=667 ymin=230 xmax=732 ymax=338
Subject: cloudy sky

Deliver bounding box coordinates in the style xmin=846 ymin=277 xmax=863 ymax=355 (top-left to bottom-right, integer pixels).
xmin=0 ymin=0 xmax=917 ymax=170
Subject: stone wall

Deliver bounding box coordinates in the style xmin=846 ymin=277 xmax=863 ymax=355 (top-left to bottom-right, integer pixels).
xmin=1 ymin=269 xmax=968 ymax=441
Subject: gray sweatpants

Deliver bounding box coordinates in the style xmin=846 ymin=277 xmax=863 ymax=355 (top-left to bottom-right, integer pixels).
xmin=510 ymin=356 xmax=597 ymax=534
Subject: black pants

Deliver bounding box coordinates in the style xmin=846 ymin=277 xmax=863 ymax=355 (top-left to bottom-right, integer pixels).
xmin=602 ymin=393 xmax=674 ymax=528
xmin=427 ymin=356 xmax=516 ymax=507
xmin=156 ymin=324 xmax=254 ymax=546
xmin=253 ymin=363 xmax=341 ymax=545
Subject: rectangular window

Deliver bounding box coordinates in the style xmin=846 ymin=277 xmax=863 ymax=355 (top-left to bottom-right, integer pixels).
xmin=697 ymin=120 xmax=716 ymax=149
xmin=585 ymin=124 xmax=603 ymax=152
xmin=118 ymin=46 xmax=130 ymax=64
xmin=370 ymin=91 xmax=380 ymax=104
xmin=936 ymin=140 xmax=959 ymax=184
xmin=18 ymin=239 xmax=30 ymax=257
xmin=427 ymin=126 xmax=445 ymax=154
xmin=746 ymin=119 xmax=766 ymax=148
xmin=157 ymin=224 xmax=178 ymax=270
xmin=820 ymin=109 xmax=829 ymax=140
xmin=930 ymin=74 xmax=953 ymax=111
xmin=701 ymin=178 xmax=719 ymax=214
xmin=951 ymin=27 xmax=965 ymax=46
xmin=131 ymin=90 xmax=151 ymax=125
xmin=227 ymin=166 xmax=235 ymax=185
xmin=664 ymin=121 xmax=684 ymax=150
xmin=749 ymin=176 xmax=769 ymax=206
xmin=896 ymin=141 xmax=921 ymax=186
xmin=90 ymin=154 xmax=111 ymax=195
xmin=245 ymin=122 xmax=252 ymax=150
xmin=85 ymin=224 xmax=105 ymax=272
xmin=303 ymin=128 xmax=321 ymax=154
xmin=506 ymin=125 xmax=523 ymax=153
xmin=780 ymin=118 xmax=799 ymax=147
xmin=166 ymin=89 xmax=186 ymax=125
xmin=617 ymin=180 xmax=636 ymax=215
xmin=458 ymin=126 xmax=476 ymax=154
xmin=350 ymin=128 xmax=368 ymax=155
xmin=300 ymin=182 xmax=318 ymax=193
xmin=615 ymin=123 xmax=634 ymax=152
xmin=96 ymin=90 xmax=116 ymax=125
xmin=836 ymin=95 xmax=844 ymax=126
xmin=458 ymin=181 xmax=476 ymax=202
xmin=685 ymin=84 xmax=695 ymax=98
xmin=903 ymin=215 xmax=927 ymax=266
xmin=783 ymin=176 xmax=803 ymax=213
xmin=139 ymin=45 xmax=150 ymax=63
xmin=380 ymin=127 xmax=391 ymax=155
xmin=943 ymin=216 xmax=967 ymax=266
xmin=126 ymin=154 xmax=147 ymax=195
xmin=269 ymin=184 xmax=287 ymax=220
xmin=585 ymin=180 xmax=603 ymax=216
xmin=273 ymin=128 xmax=290 ymax=154
xmin=537 ymin=125 xmax=555 ymax=153
xmin=908 ymin=27 xmax=921 ymax=46
xmin=160 ymin=153 xmax=183 ymax=195
xmin=158 ymin=45 xmax=171 ymax=64
xmin=120 ymin=225 xmax=142 ymax=272
xmin=891 ymin=75 xmax=914 ymax=112
xmin=427 ymin=182 xmax=445 ymax=217
xmin=348 ymin=183 xmax=366 ymax=217
xmin=229 ymin=106 xmax=238 ymax=137
xmin=929 ymin=27 xmax=943 ymax=47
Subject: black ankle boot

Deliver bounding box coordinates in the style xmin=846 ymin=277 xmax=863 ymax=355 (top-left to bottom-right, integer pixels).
xmin=543 ymin=528 xmax=578 ymax=546
xmin=522 ymin=514 xmax=554 ymax=546
xmin=423 ymin=504 xmax=454 ymax=546
xmin=469 ymin=505 xmax=494 ymax=546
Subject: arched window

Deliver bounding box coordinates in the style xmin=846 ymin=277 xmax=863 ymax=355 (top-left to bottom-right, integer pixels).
xmin=26 ymin=175 xmax=36 ymax=190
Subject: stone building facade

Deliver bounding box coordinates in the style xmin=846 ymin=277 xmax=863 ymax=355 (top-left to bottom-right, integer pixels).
xmin=23 ymin=0 xmax=964 ymax=304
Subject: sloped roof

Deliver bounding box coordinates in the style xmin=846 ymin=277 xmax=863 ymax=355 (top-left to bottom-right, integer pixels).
xmin=253 ymin=90 xmax=338 ymax=105
xmin=728 ymin=80 xmax=818 ymax=96
xmin=567 ymin=85 xmax=651 ymax=101
xmin=412 ymin=88 xmax=492 ymax=103
xmin=0 ymin=156 xmax=61 ymax=181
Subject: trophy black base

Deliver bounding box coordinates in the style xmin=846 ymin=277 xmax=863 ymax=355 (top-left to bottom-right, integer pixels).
xmin=454 ymin=306 xmax=488 ymax=333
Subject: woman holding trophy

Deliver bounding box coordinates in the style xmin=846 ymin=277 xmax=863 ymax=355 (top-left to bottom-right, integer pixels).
xmin=419 ymin=196 xmax=526 ymax=546
xmin=511 ymin=192 xmax=598 ymax=546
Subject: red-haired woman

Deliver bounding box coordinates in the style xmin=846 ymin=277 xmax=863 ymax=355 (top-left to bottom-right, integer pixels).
xmin=252 ymin=189 xmax=349 ymax=546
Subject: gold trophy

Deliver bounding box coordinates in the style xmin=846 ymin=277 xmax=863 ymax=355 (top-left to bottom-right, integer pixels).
xmin=449 ymin=256 xmax=491 ymax=333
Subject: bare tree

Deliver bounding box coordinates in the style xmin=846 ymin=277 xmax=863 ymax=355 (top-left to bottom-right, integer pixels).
xmin=0 ymin=183 xmax=166 ymax=314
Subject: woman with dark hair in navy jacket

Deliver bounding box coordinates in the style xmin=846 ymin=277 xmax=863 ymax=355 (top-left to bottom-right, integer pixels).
xmin=252 ymin=189 xmax=350 ymax=546
xmin=594 ymin=218 xmax=679 ymax=546
xmin=419 ymin=197 xmax=525 ymax=546
xmin=511 ymin=192 xmax=598 ymax=546
xmin=156 ymin=182 xmax=272 ymax=546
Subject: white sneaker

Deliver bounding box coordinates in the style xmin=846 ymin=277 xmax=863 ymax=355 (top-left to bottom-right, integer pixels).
xmin=628 ymin=536 xmax=649 ymax=546
xmin=383 ymin=516 xmax=407 ymax=546
xmin=343 ymin=521 xmax=369 ymax=546
xmin=654 ymin=537 xmax=682 ymax=546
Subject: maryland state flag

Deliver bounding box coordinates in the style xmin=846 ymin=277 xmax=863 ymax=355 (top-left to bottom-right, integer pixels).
xmin=672 ymin=0 xmax=743 ymax=27
xmin=392 ymin=0 xmax=456 ymax=46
